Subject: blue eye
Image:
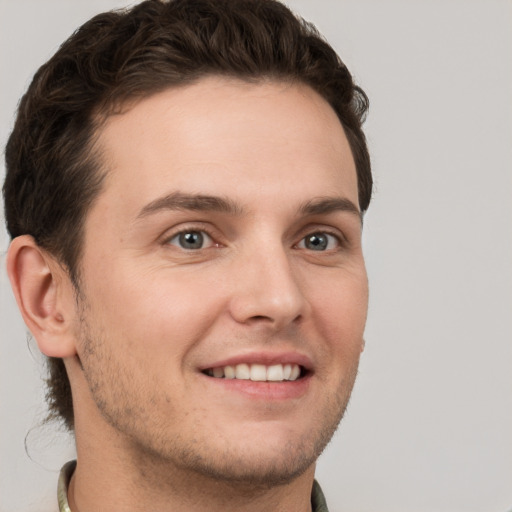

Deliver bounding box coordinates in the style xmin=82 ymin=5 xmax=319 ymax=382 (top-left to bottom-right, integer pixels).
xmin=298 ymin=232 xmax=339 ymax=251
xmin=168 ymin=230 xmax=213 ymax=250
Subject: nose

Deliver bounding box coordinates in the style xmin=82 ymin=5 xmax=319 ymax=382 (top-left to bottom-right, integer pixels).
xmin=228 ymin=244 xmax=308 ymax=330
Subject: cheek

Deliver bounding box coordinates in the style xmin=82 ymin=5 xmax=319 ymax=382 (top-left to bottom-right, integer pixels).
xmin=307 ymin=267 xmax=368 ymax=352
xmin=81 ymin=263 xmax=226 ymax=359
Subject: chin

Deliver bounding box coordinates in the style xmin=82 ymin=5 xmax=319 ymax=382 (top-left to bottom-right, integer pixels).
xmin=129 ymin=414 xmax=341 ymax=490
xmin=169 ymin=437 xmax=321 ymax=488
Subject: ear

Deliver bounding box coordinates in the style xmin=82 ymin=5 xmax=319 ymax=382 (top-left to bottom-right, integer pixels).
xmin=6 ymin=235 xmax=78 ymax=358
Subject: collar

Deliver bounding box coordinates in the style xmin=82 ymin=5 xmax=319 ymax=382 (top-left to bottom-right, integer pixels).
xmin=57 ymin=460 xmax=76 ymax=512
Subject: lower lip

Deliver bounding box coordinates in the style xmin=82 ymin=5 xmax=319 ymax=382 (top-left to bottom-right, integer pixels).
xmin=201 ymin=373 xmax=312 ymax=400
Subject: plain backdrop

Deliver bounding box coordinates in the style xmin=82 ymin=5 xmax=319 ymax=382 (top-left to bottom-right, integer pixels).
xmin=1 ymin=1 xmax=511 ymax=511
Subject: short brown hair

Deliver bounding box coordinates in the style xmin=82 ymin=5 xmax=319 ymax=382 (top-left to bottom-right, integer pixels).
xmin=3 ymin=0 xmax=372 ymax=430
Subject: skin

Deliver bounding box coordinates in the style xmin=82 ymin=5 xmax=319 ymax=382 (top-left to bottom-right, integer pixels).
xmin=8 ymin=77 xmax=368 ymax=511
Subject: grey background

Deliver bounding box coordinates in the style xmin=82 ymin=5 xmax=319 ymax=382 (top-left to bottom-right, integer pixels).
xmin=1 ymin=1 xmax=511 ymax=511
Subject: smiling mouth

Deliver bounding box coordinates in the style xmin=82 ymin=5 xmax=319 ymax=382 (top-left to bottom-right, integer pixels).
xmin=202 ymin=363 xmax=306 ymax=382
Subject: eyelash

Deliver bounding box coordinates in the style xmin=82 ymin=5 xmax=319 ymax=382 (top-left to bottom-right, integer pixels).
xmin=163 ymin=226 xmax=344 ymax=252
xmin=295 ymin=231 xmax=342 ymax=252
xmin=165 ymin=227 xmax=218 ymax=250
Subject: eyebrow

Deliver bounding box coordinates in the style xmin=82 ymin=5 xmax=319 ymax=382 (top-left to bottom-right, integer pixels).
xmin=299 ymin=197 xmax=362 ymax=222
xmin=136 ymin=191 xmax=361 ymax=222
xmin=136 ymin=192 xmax=244 ymax=219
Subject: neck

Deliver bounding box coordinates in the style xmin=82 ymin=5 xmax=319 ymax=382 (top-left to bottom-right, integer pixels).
xmin=67 ymin=451 xmax=315 ymax=512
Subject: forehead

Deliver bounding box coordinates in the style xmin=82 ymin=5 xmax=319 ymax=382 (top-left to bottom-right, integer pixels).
xmin=91 ymin=76 xmax=358 ymax=220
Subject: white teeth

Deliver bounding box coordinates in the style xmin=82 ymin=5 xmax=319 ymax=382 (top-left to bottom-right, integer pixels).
xmin=235 ymin=363 xmax=250 ymax=380
xmin=250 ymin=364 xmax=267 ymax=381
xmin=224 ymin=365 xmax=236 ymax=379
xmin=267 ymin=364 xmax=284 ymax=381
xmin=290 ymin=364 xmax=301 ymax=381
xmin=213 ymin=367 xmax=224 ymax=378
xmin=206 ymin=363 xmax=302 ymax=382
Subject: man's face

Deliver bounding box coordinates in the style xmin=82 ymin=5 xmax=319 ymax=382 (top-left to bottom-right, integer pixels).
xmin=71 ymin=77 xmax=368 ymax=484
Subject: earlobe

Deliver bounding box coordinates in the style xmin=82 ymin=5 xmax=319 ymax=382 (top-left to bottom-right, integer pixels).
xmin=6 ymin=235 xmax=77 ymax=358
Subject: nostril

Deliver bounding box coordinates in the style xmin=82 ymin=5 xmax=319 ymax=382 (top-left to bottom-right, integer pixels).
xmin=245 ymin=314 xmax=302 ymax=326
xmin=249 ymin=315 xmax=271 ymax=322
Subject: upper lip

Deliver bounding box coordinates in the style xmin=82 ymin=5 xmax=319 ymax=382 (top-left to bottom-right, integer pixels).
xmin=199 ymin=351 xmax=314 ymax=372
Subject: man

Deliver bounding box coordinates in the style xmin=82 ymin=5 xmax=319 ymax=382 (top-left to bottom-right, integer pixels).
xmin=3 ymin=0 xmax=372 ymax=510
